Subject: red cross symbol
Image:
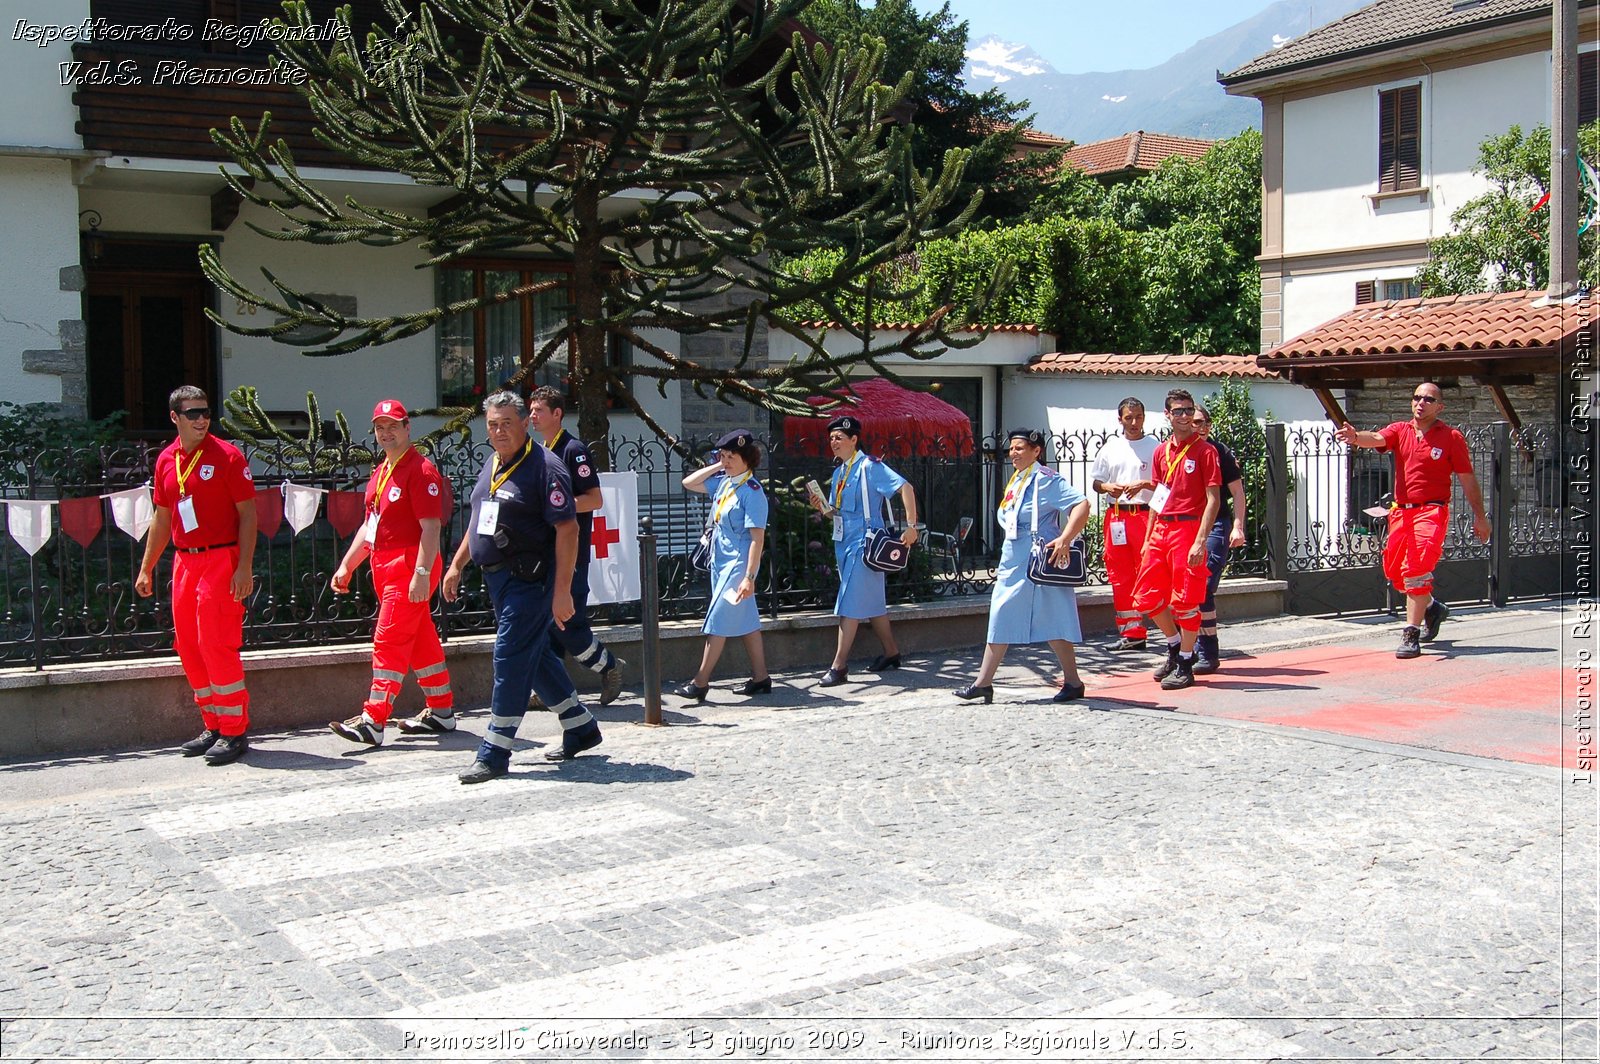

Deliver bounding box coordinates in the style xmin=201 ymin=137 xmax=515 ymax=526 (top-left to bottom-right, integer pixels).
xmin=591 ymin=515 xmax=622 ymax=559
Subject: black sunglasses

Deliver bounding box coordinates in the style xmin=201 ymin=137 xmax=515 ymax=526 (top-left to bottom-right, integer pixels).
xmin=1411 ymin=395 xmax=1440 ymax=404
xmin=177 ymin=407 xmax=212 ymax=420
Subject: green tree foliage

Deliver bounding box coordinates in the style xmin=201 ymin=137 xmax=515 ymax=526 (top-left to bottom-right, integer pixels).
xmin=800 ymin=0 xmax=1060 ymax=225
xmin=201 ymin=0 xmax=1005 ymax=460
xmin=785 ymin=128 xmax=1264 ymax=353
xmin=1417 ymin=122 xmax=1600 ymax=295
xmin=1199 ymin=378 xmax=1270 ymax=553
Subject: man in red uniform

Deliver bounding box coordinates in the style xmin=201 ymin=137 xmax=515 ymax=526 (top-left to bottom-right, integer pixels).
xmin=1133 ymin=389 xmax=1221 ymax=691
xmin=136 ymin=385 xmax=258 ymax=765
xmin=329 ymin=399 xmax=455 ymax=745
xmin=1336 ymin=381 xmax=1490 ymax=658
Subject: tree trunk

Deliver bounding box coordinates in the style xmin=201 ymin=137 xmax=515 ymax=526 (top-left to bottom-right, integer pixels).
xmin=571 ymin=184 xmax=612 ymax=470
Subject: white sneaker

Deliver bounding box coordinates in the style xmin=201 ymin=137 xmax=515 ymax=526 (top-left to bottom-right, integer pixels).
xmin=329 ymin=713 xmax=387 ymax=747
xmin=396 ymin=709 xmax=456 ymax=735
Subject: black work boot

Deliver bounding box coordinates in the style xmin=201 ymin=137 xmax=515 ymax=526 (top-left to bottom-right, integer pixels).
xmin=1395 ymin=625 xmax=1422 ymax=659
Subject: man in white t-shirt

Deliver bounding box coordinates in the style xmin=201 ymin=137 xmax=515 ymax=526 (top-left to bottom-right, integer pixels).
xmin=1090 ymin=397 xmax=1162 ymax=650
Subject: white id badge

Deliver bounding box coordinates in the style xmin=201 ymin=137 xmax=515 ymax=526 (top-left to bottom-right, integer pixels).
xmin=361 ymin=511 xmax=379 ymax=543
xmin=177 ymin=496 xmax=199 ymax=534
xmin=722 ymin=586 xmax=743 ymax=605
xmin=1148 ymin=484 xmax=1171 ymax=514
xmin=832 ymin=515 xmax=844 ymax=541
xmin=1001 ymin=507 xmax=1019 ymax=541
xmin=1109 ymin=520 xmax=1128 ymax=546
xmin=475 ymin=499 xmax=501 ymax=536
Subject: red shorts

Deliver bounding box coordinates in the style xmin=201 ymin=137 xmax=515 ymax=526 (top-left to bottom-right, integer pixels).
xmin=1132 ymin=516 xmax=1211 ymax=631
xmin=1383 ymin=504 xmax=1448 ymax=597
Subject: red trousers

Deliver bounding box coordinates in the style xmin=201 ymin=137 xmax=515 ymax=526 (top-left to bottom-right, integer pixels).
xmin=1384 ymin=504 xmax=1448 ymax=598
xmin=172 ymin=547 xmax=249 ymax=736
xmin=1133 ymin=517 xmax=1211 ymax=632
xmin=363 ymin=548 xmax=452 ymax=725
xmin=1102 ymin=506 xmax=1151 ymax=640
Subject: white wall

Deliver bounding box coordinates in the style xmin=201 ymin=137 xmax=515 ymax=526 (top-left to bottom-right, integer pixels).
xmin=0 ymin=157 xmax=81 ymax=404
xmin=1280 ymin=51 xmax=1550 ymax=260
xmin=0 ymin=0 xmax=86 ymax=149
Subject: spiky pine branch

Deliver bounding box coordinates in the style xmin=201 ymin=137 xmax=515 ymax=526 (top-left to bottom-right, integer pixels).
xmin=203 ymin=0 xmax=1010 ymax=457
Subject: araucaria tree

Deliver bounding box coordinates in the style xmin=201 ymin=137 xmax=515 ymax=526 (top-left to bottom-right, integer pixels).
xmin=201 ymin=0 xmax=1003 ymax=460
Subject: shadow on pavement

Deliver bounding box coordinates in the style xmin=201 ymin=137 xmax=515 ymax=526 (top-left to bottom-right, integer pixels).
xmin=507 ymin=758 xmax=694 ymax=786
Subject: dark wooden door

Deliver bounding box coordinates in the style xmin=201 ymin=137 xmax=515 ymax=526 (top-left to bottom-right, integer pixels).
xmin=85 ymin=270 xmax=214 ymax=432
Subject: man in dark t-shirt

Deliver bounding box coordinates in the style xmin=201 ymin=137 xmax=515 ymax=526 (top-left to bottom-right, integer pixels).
xmin=1192 ymin=405 xmax=1248 ymax=675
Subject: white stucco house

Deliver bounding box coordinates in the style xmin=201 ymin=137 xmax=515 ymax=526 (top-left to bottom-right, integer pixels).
xmin=1219 ymin=0 xmax=1598 ymax=352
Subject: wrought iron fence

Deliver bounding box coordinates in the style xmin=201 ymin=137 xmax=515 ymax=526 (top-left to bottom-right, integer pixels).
xmin=0 ymin=424 xmax=1301 ymax=670
xmin=1278 ymin=423 xmax=1564 ymax=577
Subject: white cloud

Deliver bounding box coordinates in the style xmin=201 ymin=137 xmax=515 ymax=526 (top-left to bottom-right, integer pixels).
xmin=1271 ymin=33 xmax=1294 ymax=47
xmin=1102 ymin=94 xmax=1128 ymax=103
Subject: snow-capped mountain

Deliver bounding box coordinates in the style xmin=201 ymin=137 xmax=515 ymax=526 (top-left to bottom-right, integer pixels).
xmin=961 ymin=0 xmax=1370 ymax=142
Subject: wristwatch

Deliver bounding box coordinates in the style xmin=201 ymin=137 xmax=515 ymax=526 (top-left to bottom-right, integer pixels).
xmin=415 ymin=564 xmax=430 ymax=575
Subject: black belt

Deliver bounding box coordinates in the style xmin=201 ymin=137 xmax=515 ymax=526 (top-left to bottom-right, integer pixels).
xmin=177 ymin=541 xmax=237 ymax=554
xmin=1110 ymin=503 xmax=1150 ymax=511
xmin=1396 ymin=501 xmax=1447 ymax=510
xmin=1156 ymin=514 xmax=1199 ymax=521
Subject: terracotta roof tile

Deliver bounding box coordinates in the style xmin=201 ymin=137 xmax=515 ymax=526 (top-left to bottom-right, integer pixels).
xmin=1025 ymin=351 xmax=1277 ymax=379
xmin=1223 ymin=0 xmax=1552 ymax=86
xmin=1260 ymin=289 xmax=1590 ymax=362
xmin=1063 ymin=131 xmax=1214 ymax=177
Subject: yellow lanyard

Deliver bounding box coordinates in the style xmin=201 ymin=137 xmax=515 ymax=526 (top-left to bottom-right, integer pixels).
xmin=1001 ymin=463 xmax=1037 ymax=509
xmin=1160 ymin=439 xmax=1198 ymax=486
xmin=713 ymin=472 xmax=751 ymax=524
xmin=490 ymin=440 xmax=532 ymax=495
xmin=544 ymin=428 xmax=565 ymax=453
xmin=833 ymin=452 xmax=860 ymax=510
xmin=371 ymin=447 xmax=410 ymax=511
xmin=173 ymin=446 xmax=205 ymax=499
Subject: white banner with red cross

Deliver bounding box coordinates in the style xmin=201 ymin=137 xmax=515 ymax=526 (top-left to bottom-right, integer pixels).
xmin=587 ymin=472 xmax=640 ymax=604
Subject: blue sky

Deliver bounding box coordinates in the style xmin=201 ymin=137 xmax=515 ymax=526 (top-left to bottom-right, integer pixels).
xmin=914 ymin=0 xmax=1278 ymax=74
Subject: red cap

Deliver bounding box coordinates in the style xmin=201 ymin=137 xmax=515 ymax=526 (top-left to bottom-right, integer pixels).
xmin=371 ymin=399 xmax=409 ymax=422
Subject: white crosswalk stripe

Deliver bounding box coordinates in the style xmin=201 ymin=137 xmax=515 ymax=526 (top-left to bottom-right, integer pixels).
xmin=387 ymin=901 xmax=1020 ymax=1021
xmin=203 ymin=801 xmax=681 ymax=888
xmin=278 ymin=843 xmax=809 ymax=964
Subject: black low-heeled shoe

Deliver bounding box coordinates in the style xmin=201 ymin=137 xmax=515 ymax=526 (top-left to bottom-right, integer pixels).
xmin=733 ymin=677 xmax=772 ymax=696
xmin=676 ymin=681 xmax=709 ymax=702
xmin=953 ymin=684 xmax=994 ymax=704
xmin=868 ymin=653 xmax=901 ymax=671
xmin=1053 ymin=681 xmax=1086 ymax=703
xmin=818 ymin=666 xmax=848 ymax=687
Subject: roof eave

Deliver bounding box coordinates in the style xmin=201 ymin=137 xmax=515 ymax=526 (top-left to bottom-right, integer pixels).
xmin=1220 ymin=6 xmax=1574 ymax=96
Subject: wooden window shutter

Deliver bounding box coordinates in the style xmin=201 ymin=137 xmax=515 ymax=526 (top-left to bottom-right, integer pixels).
xmin=1378 ymin=86 xmax=1422 ymax=192
xmin=1581 ymin=51 xmax=1598 ymax=127
xmin=1355 ymin=281 xmax=1377 ymax=305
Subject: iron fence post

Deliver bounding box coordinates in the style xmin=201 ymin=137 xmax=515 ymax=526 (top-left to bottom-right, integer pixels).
xmin=1490 ymin=421 xmax=1512 ymax=607
xmin=1264 ymin=422 xmax=1289 ymax=584
xmin=639 ymin=516 xmax=663 ymax=727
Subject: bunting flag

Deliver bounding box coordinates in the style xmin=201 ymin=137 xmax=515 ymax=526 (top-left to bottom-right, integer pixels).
xmin=6 ymin=500 xmax=54 ymax=556
xmin=255 ymin=487 xmax=284 ymax=539
xmin=282 ymin=483 xmax=323 ymax=534
xmin=107 ymin=487 xmax=154 ymax=542
xmin=587 ymin=472 xmax=640 ymax=605
xmin=326 ymin=490 xmax=365 ymax=538
xmin=59 ymin=497 xmax=104 ymax=548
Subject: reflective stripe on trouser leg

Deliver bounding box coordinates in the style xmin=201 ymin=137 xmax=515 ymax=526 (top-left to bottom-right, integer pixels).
xmin=573 ymin=637 xmax=614 ymax=673
xmin=1104 ymin=512 xmax=1148 ymax=639
xmin=414 ymin=658 xmax=453 ymax=710
xmin=174 ymin=548 xmax=249 ymax=735
xmin=366 ymin=548 xmax=447 ymax=726
xmin=191 ymin=686 xmax=216 ymax=732
xmin=1172 ymin=605 xmax=1203 ymax=633
xmin=548 ymin=566 xmax=611 ymax=672
xmin=476 ymin=568 xmax=555 ymax=769
xmin=1199 ymin=609 xmax=1218 ymax=637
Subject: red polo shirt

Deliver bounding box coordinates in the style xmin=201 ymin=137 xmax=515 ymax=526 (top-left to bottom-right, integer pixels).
xmin=1378 ymin=420 xmax=1472 ymax=504
xmin=1152 ymin=435 xmax=1221 ymax=517
xmin=363 ymin=447 xmax=445 ymax=550
xmin=152 ymin=434 xmax=255 ymax=549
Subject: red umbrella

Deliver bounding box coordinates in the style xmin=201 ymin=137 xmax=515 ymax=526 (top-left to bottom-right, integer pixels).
xmin=783 ymin=378 xmax=975 ymax=458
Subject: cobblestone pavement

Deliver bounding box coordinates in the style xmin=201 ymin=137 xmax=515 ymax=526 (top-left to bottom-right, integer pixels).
xmin=0 ymin=604 xmax=1595 ymax=1062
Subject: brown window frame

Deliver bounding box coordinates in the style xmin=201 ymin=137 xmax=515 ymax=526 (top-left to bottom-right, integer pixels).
xmin=1378 ymin=85 xmax=1422 ymax=193
xmin=435 ymin=260 xmax=629 ymax=410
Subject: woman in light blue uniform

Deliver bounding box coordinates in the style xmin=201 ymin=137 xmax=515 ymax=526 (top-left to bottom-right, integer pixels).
xmin=807 ymin=415 xmax=920 ymax=687
xmin=955 ymin=429 xmax=1091 ymax=704
xmin=678 ymin=430 xmax=771 ymax=702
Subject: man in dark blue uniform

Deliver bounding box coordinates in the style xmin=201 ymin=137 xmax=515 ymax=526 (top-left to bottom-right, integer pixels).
xmin=1192 ymin=405 xmax=1248 ymax=675
xmin=442 ymin=391 xmax=603 ymax=783
xmin=527 ymin=385 xmax=622 ymax=705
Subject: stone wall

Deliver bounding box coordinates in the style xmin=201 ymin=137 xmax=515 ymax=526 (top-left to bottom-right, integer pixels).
xmin=1342 ymin=377 xmax=1560 ymax=434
